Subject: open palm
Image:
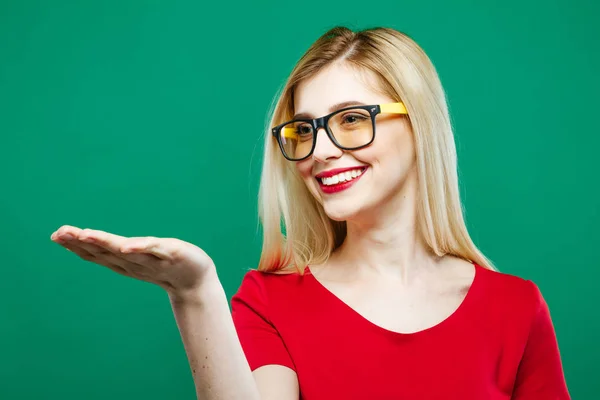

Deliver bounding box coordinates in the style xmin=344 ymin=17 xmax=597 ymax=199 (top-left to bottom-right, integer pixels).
xmin=51 ymin=225 xmax=216 ymax=296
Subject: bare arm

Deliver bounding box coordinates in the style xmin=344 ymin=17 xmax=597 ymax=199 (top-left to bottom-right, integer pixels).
xmin=168 ymin=273 xmax=262 ymax=400
xmin=169 ymin=273 xmax=299 ymax=400
xmin=50 ymin=226 xmax=299 ymax=400
xmin=253 ymin=365 xmax=300 ymax=400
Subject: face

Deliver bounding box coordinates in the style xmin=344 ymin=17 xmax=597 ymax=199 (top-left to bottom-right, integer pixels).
xmin=293 ymin=62 xmax=417 ymax=222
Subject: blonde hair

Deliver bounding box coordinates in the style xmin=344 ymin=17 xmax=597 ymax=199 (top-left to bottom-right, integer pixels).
xmin=257 ymin=26 xmax=495 ymax=273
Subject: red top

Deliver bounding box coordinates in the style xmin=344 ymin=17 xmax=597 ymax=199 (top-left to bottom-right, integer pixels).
xmin=231 ymin=263 xmax=570 ymax=399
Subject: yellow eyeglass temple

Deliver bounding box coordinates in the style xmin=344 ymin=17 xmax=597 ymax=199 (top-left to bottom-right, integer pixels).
xmin=380 ymin=102 xmax=408 ymax=114
xmin=282 ymin=128 xmax=298 ymax=140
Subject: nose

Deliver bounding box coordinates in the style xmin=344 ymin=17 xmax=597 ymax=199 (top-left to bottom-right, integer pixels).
xmin=312 ymin=127 xmax=342 ymax=162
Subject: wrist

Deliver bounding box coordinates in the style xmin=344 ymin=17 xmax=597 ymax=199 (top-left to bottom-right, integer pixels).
xmin=167 ymin=268 xmax=226 ymax=306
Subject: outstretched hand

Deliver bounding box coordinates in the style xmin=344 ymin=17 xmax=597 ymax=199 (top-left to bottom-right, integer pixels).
xmin=51 ymin=225 xmax=219 ymax=300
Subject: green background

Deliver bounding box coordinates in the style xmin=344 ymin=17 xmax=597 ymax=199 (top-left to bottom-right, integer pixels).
xmin=1 ymin=0 xmax=597 ymax=398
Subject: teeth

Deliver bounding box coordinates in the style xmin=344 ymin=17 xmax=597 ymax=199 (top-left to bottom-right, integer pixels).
xmin=320 ymin=168 xmax=364 ymax=186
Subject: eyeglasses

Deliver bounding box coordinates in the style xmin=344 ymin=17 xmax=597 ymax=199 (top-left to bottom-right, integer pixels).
xmin=271 ymin=102 xmax=408 ymax=161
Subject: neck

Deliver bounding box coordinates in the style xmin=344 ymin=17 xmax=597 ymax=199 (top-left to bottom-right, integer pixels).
xmin=333 ymin=172 xmax=439 ymax=283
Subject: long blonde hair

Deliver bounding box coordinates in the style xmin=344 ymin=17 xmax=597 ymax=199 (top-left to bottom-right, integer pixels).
xmin=257 ymin=26 xmax=495 ymax=273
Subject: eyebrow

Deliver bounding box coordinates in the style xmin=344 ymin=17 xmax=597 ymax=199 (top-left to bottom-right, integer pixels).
xmin=292 ymin=100 xmax=368 ymax=120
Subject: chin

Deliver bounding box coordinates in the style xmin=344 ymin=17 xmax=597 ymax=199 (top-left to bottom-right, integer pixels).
xmin=321 ymin=200 xmax=363 ymax=222
xmin=308 ymin=179 xmax=372 ymax=222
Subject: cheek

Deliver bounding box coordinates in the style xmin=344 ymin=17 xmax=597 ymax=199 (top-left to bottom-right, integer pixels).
xmin=379 ymin=119 xmax=414 ymax=160
xmin=353 ymin=120 xmax=415 ymax=166
xmin=296 ymin=158 xmax=313 ymax=179
xmin=295 ymin=159 xmax=321 ymax=199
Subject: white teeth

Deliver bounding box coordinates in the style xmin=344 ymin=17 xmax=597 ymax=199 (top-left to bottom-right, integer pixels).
xmin=320 ymin=168 xmax=364 ymax=186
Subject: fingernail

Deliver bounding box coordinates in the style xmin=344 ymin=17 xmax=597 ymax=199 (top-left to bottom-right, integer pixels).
xmin=62 ymin=234 xmax=74 ymax=240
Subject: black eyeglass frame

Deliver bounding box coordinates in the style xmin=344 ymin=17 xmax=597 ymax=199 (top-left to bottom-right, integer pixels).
xmin=271 ymin=103 xmax=407 ymax=161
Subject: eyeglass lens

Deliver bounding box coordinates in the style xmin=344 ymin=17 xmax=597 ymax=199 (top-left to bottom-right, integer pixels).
xmin=278 ymin=107 xmax=373 ymax=160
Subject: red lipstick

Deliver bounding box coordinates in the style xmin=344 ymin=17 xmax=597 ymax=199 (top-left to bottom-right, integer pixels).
xmin=315 ymin=166 xmax=367 ymax=194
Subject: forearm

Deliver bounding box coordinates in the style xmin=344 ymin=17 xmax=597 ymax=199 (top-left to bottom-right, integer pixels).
xmin=168 ymin=275 xmax=260 ymax=400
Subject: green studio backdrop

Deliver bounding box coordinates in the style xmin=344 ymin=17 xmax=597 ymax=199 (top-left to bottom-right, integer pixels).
xmin=1 ymin=0 xmax=598 ymax=399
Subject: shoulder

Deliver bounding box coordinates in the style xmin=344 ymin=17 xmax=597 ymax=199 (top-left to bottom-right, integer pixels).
xmin=230 ymin=268 xmax=313 ymax=332
xmin=477 ymin=264 xmax=542 ymax=298
xmin=475 ymin=264 xmax=547 ymax=322
xmin=235 ymin=268 xmax=308 ymax=290
xmin=477 ymin=266 xmax=569 ymax=396
xmin=231 ymin=268 xmax=310 ymax=307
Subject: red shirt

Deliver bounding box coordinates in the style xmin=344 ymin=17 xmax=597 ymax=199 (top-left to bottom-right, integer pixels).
xmin=231 ymin=263 xmax=570 ymax=399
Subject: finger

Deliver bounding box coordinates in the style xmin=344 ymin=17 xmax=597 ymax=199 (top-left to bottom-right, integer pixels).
xmin=61 ymin=240 xmax=130 ymax=276
xmin=53 ymin=231 xmax=116 ymax=258
xmin=59 ymin=236 xmax=134 ymax=266
xmin=55 ymin=231 xmax=167 ymax=280
xmin=123 ymin=237 xmax=173 ymax=260
xmin=73 ymin=237 xmax=161 ymax=269
xmin=64 ymin=240 xmax=160 ymax=280
xmin=52 ymin=225 xmax=83 ymax=242
xmin=78 ymin=230 xmax=163 ymax=264
xmin=65 ymin=229 xmax=160 ymax=265
xmin=69 ymin=238 xmax=119 ymax=258
xmin=77 ymin=229 xmax=127 ymax=253
xmin=119 ymin=247 xmax=163 ymax=265
xmin=53 ymin=232 xmax=162 ymax=283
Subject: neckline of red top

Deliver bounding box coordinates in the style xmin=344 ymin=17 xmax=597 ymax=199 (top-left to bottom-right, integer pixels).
xmin=302 ymin=262 xmax=483 ymax=339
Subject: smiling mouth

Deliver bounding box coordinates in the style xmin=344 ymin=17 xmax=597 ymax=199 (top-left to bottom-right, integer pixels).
xmin=316 ymin=167 xmax=367 ymax=186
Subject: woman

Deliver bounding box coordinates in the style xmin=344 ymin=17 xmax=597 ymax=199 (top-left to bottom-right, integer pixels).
xmin=50 ymin=27 xmax=570 ymax=399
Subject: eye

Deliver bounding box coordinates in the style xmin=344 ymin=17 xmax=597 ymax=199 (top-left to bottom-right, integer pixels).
xmin=341 ymin=113 xmax=369 ymax=125
xmin=296 ymin=124 xmax=313 ymax=136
